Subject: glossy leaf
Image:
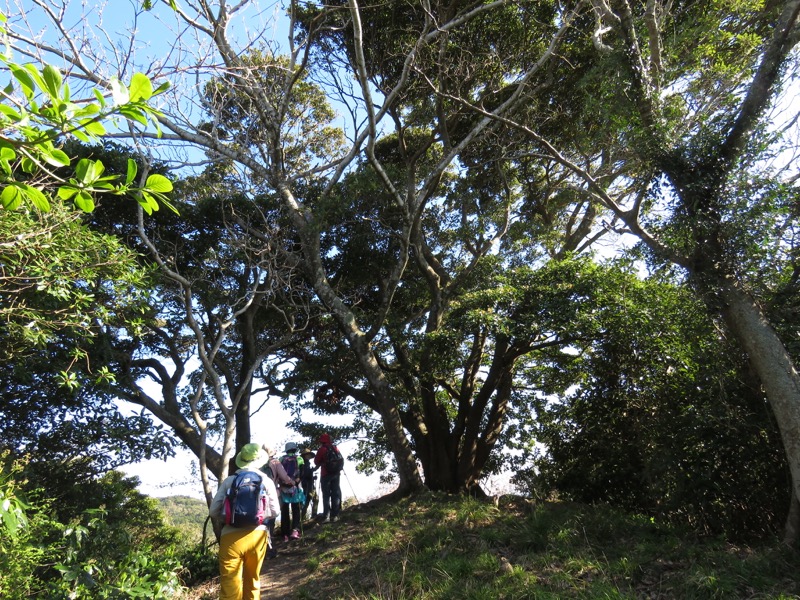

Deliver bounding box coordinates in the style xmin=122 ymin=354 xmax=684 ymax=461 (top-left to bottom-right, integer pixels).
xmin=9 ymin=65 xmax=35 ymax=99
xmin=145 ymin=173 xmax=172 ymax=193
xmin=73 ymin=189 xmax=95 ymax=212
xmin=126 ymin=158 xmax=137 ymax=184
xmin=1 ymin=184 xmax=23 ymax=209
xmin=21 ymin=184 xmax=50 ymax=211
xmin=129 ymin=72 xmax=153 ymax=102
xmin=138 ymin=190 xmax=159 ymax=214
xmin=41 ymin=147 xmax=70 ymax=168
xmin=80 ymin=118 xmax=106 ymax=137
xmin=0 ymin=104 xmax=21 ymax=121
xmin=42 ymin=64 xmax=62 ymax=99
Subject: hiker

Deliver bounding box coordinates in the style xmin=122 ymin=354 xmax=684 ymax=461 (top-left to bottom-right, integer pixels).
xmin=261 ymin=445 xmax=296 ymax=557
xmin=314 ymin=433 xmax=344 ymax=523
xmin=209 ymin=443 xmax=279 ymax=600
xmin=300 ymin=447 xmax=319 ymax=520
xmin=279 ymin=442 xmax=305 ymax=540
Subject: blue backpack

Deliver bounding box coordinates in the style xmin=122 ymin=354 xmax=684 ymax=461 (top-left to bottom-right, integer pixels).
xmin=224 ymin=470 xmax=267 ymax=527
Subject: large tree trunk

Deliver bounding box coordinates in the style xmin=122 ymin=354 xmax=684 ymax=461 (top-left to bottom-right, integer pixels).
xmin=351 ymin=339 xmax=426 ymax=494
xmin=716 ymin=281 xmax=800 ymax=544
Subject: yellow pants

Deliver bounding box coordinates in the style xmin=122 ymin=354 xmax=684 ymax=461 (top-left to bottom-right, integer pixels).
xmin=218 ymin=527 xmax=269 ymax=600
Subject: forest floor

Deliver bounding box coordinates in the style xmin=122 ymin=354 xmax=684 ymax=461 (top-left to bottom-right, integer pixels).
xmin=185 ymin=493 xmax=800 ymax=600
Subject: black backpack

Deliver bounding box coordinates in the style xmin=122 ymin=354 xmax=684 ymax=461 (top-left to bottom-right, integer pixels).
xmin=224 ymin=470 xmax=267 ymax=527
xmin=324 ymin=444 xmax=344 ymax=474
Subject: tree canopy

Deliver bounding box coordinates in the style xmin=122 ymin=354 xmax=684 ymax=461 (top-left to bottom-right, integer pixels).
xmin=2 ymin=0 xmax=799 ymax=542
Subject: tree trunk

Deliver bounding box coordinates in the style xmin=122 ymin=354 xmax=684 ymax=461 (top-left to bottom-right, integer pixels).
xmin=414 ymin=423 xmax=460 ymax=492
xmin=716 ymin=281 xmax=800 ymax=541
xmin=785 ymin=489 xmax=800 ymax=546
xmin=355 ymin=347 xmax=426 ymax=493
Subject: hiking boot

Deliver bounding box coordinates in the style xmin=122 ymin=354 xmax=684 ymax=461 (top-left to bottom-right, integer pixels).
xmin=290 ymin=529 xmax=300 ymax=540
xmin=330 ymin=515 xmax=338 ymax=523
xmin=317 ymin=514 xmax=329 ymax=523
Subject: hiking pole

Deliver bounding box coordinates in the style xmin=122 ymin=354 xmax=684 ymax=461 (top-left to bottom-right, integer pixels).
xmin=342 ymin=469 xmax=359 ymax=504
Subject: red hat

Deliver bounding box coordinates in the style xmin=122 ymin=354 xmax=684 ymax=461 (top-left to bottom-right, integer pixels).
xmin=319 ymin=433 xmax=332 ymax=444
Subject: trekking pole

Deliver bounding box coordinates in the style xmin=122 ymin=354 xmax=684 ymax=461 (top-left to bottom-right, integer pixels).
xmin=342 ymin=469 xmax=359 ymax=504
xmin=298 ymin=498 xmax=305 ymax=540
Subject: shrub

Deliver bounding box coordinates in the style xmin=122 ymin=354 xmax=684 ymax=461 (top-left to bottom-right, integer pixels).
xmin=1 ymin=451 xmax=187 ymax=598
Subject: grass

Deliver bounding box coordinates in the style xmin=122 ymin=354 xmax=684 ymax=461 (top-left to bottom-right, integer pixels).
xmin=286 ymin=492 xmax=800 ymax=600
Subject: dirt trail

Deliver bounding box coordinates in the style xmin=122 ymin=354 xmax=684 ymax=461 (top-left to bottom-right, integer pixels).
xmin=193 ymin=503 xmax=377 ymax=599
xmin=258 ymin=521 xmax=322 ymax=599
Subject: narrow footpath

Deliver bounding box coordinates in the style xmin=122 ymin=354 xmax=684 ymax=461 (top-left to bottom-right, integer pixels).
xmin=257 ymin=520 xmax=323 ymax=599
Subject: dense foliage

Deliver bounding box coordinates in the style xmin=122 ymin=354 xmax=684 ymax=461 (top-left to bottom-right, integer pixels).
xmin=519 ymin=274 xmax=789 ymax=538
xmin=0 ymin=452 xmax=185 ymax=599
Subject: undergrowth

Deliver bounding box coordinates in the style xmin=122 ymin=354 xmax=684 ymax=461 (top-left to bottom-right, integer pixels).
xmin=286 ymin=492 xmax=800 ymax=600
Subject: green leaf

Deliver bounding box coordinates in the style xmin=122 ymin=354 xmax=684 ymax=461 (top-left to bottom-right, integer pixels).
xmin=1 ymin=184 xmax=23 ymax=209
xmin=73 ymin=190 xmax=95 ymax=212
xmin=22 ymin=64 xmax=47 ymax=95
xmin=57 ymin=186 xmax=79 ymax=201
xmin=138 ymin=191 xmax=158 ymax=214
xmin=42 ymin=64 xmax=62 ymax=99
xmin=118 ymin=106 xmax=149 ymax=127
xmin=80 ymin=118 xmax=107 ymax=137
xmin=73 ymin=104 xmax=101 ymax=119
xmin=159 ymin=196 xmax=180 ymax=215
xmin=93 ymin=88 xmax=107 ymax=108
xmin=129 ymin=73 xmax=153 ymax=102
xmin=42 ymin=147 xmax=70 ymax=168
xmin=9 ymin=65 xmax=35 ymax=99
xmin=21 ymin=184 xmax=50 ymax=211
xmin=75 ymin=158 xmax=90 ymax=182
xmin=88 ymin=159 xmax=106 ymax=182
xmin=126 ymin=158 xmax=138 ymax=184
xmin=0 ymin=104 xmax=22 ymax=121
xmin=144 ymin=173 xmax=173 ymax=193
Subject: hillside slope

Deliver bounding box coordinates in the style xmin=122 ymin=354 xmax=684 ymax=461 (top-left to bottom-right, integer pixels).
xmin=159 ymin=496 xmax=209 ymax=543
xmin=185 ymin=493 xmax=800 ymax=599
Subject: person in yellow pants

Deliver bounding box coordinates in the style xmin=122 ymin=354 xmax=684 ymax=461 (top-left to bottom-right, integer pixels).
xmin=210 ymin=443 xmax=280 ymax=600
